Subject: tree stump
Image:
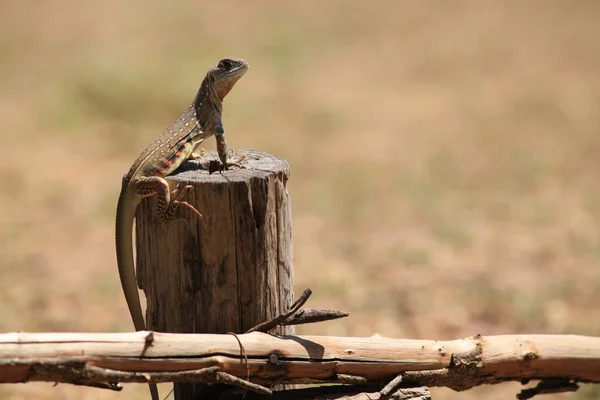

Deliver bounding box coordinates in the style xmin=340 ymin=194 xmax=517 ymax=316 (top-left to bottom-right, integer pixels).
xmin=135 ymin=150 xmax=294 ymax=400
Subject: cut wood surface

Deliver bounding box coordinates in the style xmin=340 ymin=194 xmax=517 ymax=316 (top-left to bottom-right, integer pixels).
xmin=2 ymin=331 xmax=599 ymax=391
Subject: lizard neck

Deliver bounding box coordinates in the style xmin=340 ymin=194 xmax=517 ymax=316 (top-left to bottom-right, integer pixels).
xmin=194 ymin=73 xmax=223 ymax=132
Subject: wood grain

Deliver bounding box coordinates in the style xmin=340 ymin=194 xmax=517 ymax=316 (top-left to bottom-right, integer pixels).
xmin=134 ymin=150 xmax=294 ymax=398
xmin=1 ymin=332 xmax=599 ymax=392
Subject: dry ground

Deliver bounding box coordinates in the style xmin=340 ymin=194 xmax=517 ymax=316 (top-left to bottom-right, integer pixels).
xmin=1 ymin=1 xmax=600 ymax=399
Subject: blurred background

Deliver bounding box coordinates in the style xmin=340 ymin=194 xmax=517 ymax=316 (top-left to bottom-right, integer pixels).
xmin=1 ymin=1 xmax=600 ymax=399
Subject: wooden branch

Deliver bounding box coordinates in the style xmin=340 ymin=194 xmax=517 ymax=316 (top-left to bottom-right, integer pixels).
xmin=1 ymin=332 xmax=599 ymax=394
xmin=246 ymin=288 xmax=313 ymax=333
xmin=282 ymin=308 xmax=350 ymax=326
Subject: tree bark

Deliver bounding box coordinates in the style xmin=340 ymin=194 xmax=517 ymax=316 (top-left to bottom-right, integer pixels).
xmin=135 ymin=150 xmax=294 ymax=399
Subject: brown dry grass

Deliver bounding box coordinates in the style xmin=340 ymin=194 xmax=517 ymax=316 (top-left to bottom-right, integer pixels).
xmin=1 ymin=1 xmax=600 ymax=399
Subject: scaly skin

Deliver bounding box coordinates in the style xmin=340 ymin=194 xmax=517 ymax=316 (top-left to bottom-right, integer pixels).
xmin=115 ymin=58 xmax=248 ymax=400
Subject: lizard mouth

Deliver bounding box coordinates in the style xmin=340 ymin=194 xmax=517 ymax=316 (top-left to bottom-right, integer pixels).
xmin=220 ymin=58 xmax=249 ymax=75
xmin=227 ymin=62 xmax=248 ymax=75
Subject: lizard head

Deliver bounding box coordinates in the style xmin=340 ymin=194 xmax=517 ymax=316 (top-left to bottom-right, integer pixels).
xmin=210 ymin=58 xmax=249 ymax=101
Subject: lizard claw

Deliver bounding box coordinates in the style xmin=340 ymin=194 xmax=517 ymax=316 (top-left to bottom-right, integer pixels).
xmin=171 ymin=183 xmax=181 ymax=197
xmin=167 ymin=184 xmax=202 ymax=220
xmin=228 ymin=154 xmax=247 ymax=168
xmin=190 ymin=148 xmax=207 ymax=160
xmin=219 ymin=154 xmax=246 ymax=172
xmin=172 ymin=184 xmax=194 ymax=202
xmin=173 ymin=201 xmax=203 ymax=220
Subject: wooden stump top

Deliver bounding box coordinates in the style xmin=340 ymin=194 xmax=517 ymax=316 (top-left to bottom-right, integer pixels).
xmin=172 ymin=149 xmax=290 ymax=183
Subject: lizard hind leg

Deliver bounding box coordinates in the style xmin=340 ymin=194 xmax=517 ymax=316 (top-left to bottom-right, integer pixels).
xmin=170 ymin=183 xmax=203 ymax=220
xmin=135 ymin=177 xmax=202 ymax=222
xmin=190 ymin=148 xmax=207 ymax=160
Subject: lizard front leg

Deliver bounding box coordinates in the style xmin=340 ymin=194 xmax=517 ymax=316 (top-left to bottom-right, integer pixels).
xmin=190 ymin=148 xmax=207 ymax=160
xmin=190 ymin=139 xmax=245 ymax=172
xmin=216 ymin=133 xmax=245 ymax=171
xmin=135 ymin=176 xmax=202 ymax=221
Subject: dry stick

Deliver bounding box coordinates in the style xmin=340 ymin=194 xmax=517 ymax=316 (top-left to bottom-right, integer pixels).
xmin=84 ymin=365 xmax=271 ymax=395
xmin=343 ymin=387 xmax=431 ymax=400
xmin=245 ymin=289 xmax=349 ymax=333
xmin=39 ymin=365 xmax=223 ymax=390
xmin=246 ymin=288 xmax=313 ymax=333
xmin=269 ymin=373 xmax=368 ymax=386
xmin=6 ymin=332 xmax=599 ymax=394
xmin=335 ymin=374 xmax=368 ymax=385
xmin=282 ymin=308 xmax=350 ymax=326
xmin=214 ymin=371 xmax=272 ymax=396
xmin=216 ymin=291 xmax=322 ymax=394
xmin=85 ymin=365 xmax=220 ymax=383
xmin=380 ymin=374 xmax=405 ymax=399
xmin=243 ymin=385 xmax=432 ymax=400
xmin=71 ymin=381 xmax=122 ymax=391
xmin=185 ymin=288 xmax=321 ymax=396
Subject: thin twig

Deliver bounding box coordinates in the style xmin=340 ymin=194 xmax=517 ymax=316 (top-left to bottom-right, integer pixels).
xmin=84 ymin=365 xmax=272 ymax=396
xmin=243 ymin=385 xmax=432 ymax=400
xmin=83 ymin=365 xmax=221 ymax=383
xmin=246 ymin=288 xmax=312 ymax=333
xmin=270 ymin=373 xmax=368 ymax=386
xmin=380 ymin=374 xmax=404 ymax=399
xmin=71 ymin=381 xmax=123 ymax=391
xmin=214 ymin=371 xmax=272 ymax=396
xmin=282 ymin=308 xmax=349 ymax=325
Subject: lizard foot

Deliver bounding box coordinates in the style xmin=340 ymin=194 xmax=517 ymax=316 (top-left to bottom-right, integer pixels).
xmin=225 ymin=152 xmax=247 ymax=169
xmin=162 ymin=183 xmax=203 ymax=221
xmin=190 ymin=148 xmax=207 ymax=160
xmin=200 ymin=153 xmax=246 ymax=174
xmin=216 ymin=149 xmax=246 ymax=172
xmin=211 ymin=156 xmax=246 ymax=173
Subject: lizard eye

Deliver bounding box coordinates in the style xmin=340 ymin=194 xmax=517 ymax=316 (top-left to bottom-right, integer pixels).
xmin=218 ymin=60 xmax=232 ymax=70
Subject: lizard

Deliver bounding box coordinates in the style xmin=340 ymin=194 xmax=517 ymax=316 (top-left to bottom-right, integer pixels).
xmin=115 ymin=58 xmax=249 ymax=400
